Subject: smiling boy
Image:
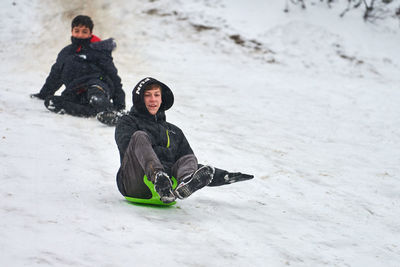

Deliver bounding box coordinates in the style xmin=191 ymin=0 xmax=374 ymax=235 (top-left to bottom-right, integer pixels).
xmin=31 ymin=15 xmax=126 ymax=120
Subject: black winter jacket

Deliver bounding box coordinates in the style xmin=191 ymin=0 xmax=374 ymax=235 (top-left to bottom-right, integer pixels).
xmin=115 ymin=78 xmax=194 ymax=191
xmin=38 ymin=37 xmax=125 ymax=110
xmin=115 ymin=109 xmax=194 ymax=169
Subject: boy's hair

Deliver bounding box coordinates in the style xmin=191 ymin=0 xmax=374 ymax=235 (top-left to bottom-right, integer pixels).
xmin=145 ymin=84 xmax=162 ymax=92
xmin=71 ymin=15 xmax=94 ymax=32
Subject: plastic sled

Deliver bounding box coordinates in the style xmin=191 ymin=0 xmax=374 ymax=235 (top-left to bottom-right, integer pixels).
xmin=125 ymin=175 xmax=178 ymax=206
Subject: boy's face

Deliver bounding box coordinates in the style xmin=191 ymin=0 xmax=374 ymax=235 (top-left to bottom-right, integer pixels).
xmin=71 ymin=25 xmax=92 ymax=39
xmin=144 ymin=87 xmax=162 ymax=115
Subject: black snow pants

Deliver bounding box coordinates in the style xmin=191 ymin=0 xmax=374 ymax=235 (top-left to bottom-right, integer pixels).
xmin=44 ymin=85 xmax=113 ymax=117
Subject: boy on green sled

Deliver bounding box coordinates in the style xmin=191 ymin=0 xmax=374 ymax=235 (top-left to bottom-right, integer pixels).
xmin=114 ymin=77 xmax=253 ymax=205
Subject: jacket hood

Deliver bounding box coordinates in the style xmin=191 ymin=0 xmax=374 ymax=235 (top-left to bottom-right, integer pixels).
xmin=71 ymin=34 xmax=105 ymax=52
xmin=132 ymin=77 xmax=174 ymax=115
xmin=90 ymin=38 xmax=116 ymax=51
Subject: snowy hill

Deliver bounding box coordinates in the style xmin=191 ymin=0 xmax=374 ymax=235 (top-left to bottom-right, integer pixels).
xmin=1 ymin=0 xmax=400 ymax=266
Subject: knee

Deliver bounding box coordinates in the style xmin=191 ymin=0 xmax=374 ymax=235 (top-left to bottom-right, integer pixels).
xmin=89 ymin=94 xmax=111 ymax=111
xmin=88 ymin=85 xmax=111 ymax=112
xmin=131 ymin=131 xmax=150 ymax=143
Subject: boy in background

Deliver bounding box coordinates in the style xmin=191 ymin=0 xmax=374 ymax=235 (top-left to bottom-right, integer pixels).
xmin=31 ymin=15 xmax=125 ymax=121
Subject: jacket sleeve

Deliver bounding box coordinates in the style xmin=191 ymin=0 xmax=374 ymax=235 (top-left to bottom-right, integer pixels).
xmin=175 ymin=127 xmax=194 ymax=161
xmin=98 ymin=54 xmax=125 ymax=110
xmin=115 ymin=115 xmax=138 ymax=162
xmin=38 ymin=50 xmax=65 ymax=97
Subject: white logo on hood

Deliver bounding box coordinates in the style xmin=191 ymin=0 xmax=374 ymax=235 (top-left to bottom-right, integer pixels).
xmin=136 ymin=77 xmax=151 ymax=95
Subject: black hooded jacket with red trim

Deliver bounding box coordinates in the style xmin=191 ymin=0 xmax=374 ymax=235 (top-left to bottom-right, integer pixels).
xmin=38 ymin=35 xmax=125 ymax=110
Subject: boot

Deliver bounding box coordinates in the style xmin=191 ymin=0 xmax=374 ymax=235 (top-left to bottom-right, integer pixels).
xmin=153 ymin=171 xmax=176 ymax=204
xmin=174 ymin=165 xmax=215 ymax=199
xmin=96 ymin=110 xmax=126 ymax=126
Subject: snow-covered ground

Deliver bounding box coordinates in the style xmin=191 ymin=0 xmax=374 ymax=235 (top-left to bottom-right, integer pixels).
xmin=1 ymin=0 xmax=400 ymax=266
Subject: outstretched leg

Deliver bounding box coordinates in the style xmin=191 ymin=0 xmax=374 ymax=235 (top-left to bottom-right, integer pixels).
xmin=44 ymin=95 xmax=97 ymax=117
xmin=171 ymin=156 xmax=214 ymax=199
xmin=171 ymin=154 xmax=198 ymax=184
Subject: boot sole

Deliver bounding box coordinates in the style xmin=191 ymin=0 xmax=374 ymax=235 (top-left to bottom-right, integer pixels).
xmin=154 ymin=175 xmax=176 ymax=203
xmin=174 ymin=166 xmax=215 ymax=199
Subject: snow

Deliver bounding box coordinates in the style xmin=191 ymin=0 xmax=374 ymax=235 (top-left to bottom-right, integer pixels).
xmin=1 ymin=0 xmax=400 ymax=266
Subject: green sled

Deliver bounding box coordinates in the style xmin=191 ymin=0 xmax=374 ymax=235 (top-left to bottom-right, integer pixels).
xmin=125 ymin=175 xmax=178 ymax=206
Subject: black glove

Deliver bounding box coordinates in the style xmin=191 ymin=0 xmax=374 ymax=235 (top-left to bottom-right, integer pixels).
xmin=224 ymin=172 xmax=254 ymax=184
xmin=207 ymin=166 xmax=254 ymax=187
xmin=30 ymin=93 xmax=46 ymax=100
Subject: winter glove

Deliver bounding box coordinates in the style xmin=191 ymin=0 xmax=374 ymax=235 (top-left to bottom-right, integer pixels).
xmin=30 ymin=93 xmax=47 ymax=100
xmin=223 ymin=172 xmax=254 ymax=184
xmin=205 ymin=165 xmax=254 ymax=187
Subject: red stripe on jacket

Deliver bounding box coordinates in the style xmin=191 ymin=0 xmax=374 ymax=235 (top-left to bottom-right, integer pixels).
xmin=76 ymin=35 xmax=101 ymax=52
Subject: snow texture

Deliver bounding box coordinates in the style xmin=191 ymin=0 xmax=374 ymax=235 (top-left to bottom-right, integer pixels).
xmin=1 ymin=0 xmax=400 ymax=266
